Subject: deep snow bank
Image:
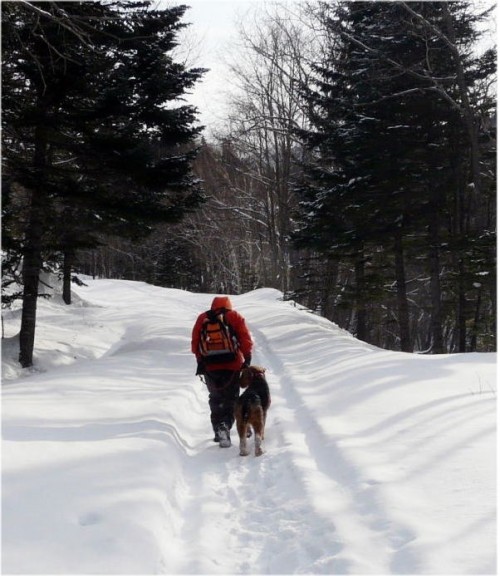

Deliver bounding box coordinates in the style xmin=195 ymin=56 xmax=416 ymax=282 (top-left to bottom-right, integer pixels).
xmin=2 ymin=279 xmax=496 ymax=575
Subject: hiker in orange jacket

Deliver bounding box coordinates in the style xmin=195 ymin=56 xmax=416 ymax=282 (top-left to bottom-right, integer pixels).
xmin=192 ymin=296 xmax=253 ymax=447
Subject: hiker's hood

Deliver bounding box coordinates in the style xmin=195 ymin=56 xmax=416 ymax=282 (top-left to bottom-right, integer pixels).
xmin=211 ymin=296 xmax=233 ymax=311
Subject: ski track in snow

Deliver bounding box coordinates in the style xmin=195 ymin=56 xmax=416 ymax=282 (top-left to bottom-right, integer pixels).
xmin=1 ymin=280 xmax=496 ymax=575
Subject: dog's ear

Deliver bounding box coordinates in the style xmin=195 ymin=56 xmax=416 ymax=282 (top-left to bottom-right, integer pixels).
xmin=250 ymin=365 xmax=266 ymax=375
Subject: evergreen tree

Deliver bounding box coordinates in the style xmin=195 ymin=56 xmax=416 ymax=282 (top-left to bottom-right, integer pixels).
xmin=293 ymin=1 xmax=495 ymax=351
xmin=1 ymin=1 xmax=205 ymax=367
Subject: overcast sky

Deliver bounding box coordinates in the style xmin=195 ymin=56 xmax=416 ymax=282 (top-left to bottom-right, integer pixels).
xmin=172 ymin=0 xmax=496 ymax=135
xmin=177 ymin=0 xmax=269 ymax=133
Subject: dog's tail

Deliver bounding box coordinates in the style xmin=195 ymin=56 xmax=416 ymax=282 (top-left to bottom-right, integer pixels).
xmin=241 ymin=393 xmax=261 ymax=423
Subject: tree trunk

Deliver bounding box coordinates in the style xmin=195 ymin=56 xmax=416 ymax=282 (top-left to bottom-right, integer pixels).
xmin=19 ymin=195 xmax=45 ymax=368
xmin=450 ymin=134 xmax=467 ymax=353
xmin=63 ymin=250 xmax=74 ymax=305
xmin=19 ymin=124 xmax=47 ymax=368
xmin=456 ymin=258 xmax=467 ymax=352
xmin=394 ymin=229 xmax=412 ymax=352
xmin=428 ymin=212 xmax=445 ymax=354
xmin=355 ymin=251 xmax=367 ymax=342
xmin=320 ymin=259 xmax=339 ymax=320
xmin=488 ymin=272 xmax=496 ymax=350
xmin=470 ymin=287 xmax=482 ymax=352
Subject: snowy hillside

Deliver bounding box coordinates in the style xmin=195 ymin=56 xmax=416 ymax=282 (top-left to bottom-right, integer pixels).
xmin=1 ymin=279 xmax=496 ymax=575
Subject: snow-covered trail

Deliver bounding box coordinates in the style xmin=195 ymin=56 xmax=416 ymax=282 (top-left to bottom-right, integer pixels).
xmin=239 ymin=296 xmax=451 ymax=575
xmin=246 ymin=301 xmax=496 ymax=575
xmin=2 ymin=280 xmax=496 ymax=575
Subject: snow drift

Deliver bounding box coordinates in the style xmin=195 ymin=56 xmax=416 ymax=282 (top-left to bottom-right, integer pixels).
xmin=1 ymin=279 xmax=496 ymax=574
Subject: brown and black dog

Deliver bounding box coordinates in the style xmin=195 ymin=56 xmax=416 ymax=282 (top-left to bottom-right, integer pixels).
xmin=234 ymin=366 xmax=271 ymax=456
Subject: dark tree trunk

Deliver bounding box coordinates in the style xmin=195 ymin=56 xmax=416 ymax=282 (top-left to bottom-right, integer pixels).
xmin=451 ymin=138 xmax=467 ymax=353
xmin=489 ymin=273 xmax=496 ymax=351
xmin=63 ymin=250 xmax=74 ymax=305
xmin=470 ymin=287 xmax=482 ymax=352
xmin=456 ymin=258 xmax=467 ymax=352
xmin=19 ymin=194 xmax=45 ymax=368
xmin=428 ymin=212 xmax=445 ymax=354
xmin=355 ymin=252 xmax=367 ymax=342
xmin=320 ymin=259 xmax=339 ymax=320
xmin=19 ymin=124 xmax=47 ymax=368
xmin=394 ymin=229 xmax=412 ymax=352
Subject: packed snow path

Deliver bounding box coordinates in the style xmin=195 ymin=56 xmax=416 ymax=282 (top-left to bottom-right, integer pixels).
xmin=2 ymin=280 xmax=496 ymax=575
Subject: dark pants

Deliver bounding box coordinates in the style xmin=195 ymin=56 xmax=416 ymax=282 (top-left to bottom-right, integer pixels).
xmin=204 ymin=369 xmax=240 ymax=432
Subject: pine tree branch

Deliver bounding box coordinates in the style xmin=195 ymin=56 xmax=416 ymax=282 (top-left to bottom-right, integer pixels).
xmin=17 ymin=1 xmax=94 ymax=47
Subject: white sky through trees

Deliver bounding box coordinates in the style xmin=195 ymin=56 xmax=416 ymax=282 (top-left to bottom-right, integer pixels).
xmin=181 ymin=0 xmax=267 ymax=132
xmin=169 ymin=0 xmax=496 ymax=134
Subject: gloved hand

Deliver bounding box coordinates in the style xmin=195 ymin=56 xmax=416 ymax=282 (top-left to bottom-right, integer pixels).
xmin=243 ymin=355 xmax=252 ymax=368
xmin=196 ymin=361 xmax=205 ymax=376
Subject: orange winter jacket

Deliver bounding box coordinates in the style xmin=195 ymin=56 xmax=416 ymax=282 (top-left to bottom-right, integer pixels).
xmin=191 ymin=296 xmax=253 ymax=372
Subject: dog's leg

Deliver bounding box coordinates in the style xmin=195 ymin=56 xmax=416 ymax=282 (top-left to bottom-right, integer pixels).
xmin=253 ymin=408 xmax=265 ymax=456
xmin=261 ymin=411 xmax=267 ymax=441
xmin=235 ymin=404 xmax=249 ymax=456
xmin=254 ymin=432 xmax=263 ymax=457
xmin=237 ymin=421 xmax=250 ymax=456
xmin=239 ymin=434 xmax=250 ymax=457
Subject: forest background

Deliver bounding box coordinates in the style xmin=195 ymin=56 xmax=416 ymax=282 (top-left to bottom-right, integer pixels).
xmin=1 ymin=0 xmax=497 ymax=367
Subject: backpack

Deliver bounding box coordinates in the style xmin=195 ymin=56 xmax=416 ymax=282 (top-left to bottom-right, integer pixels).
xmin=199 ymin=309 xmax=238 ymax=364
